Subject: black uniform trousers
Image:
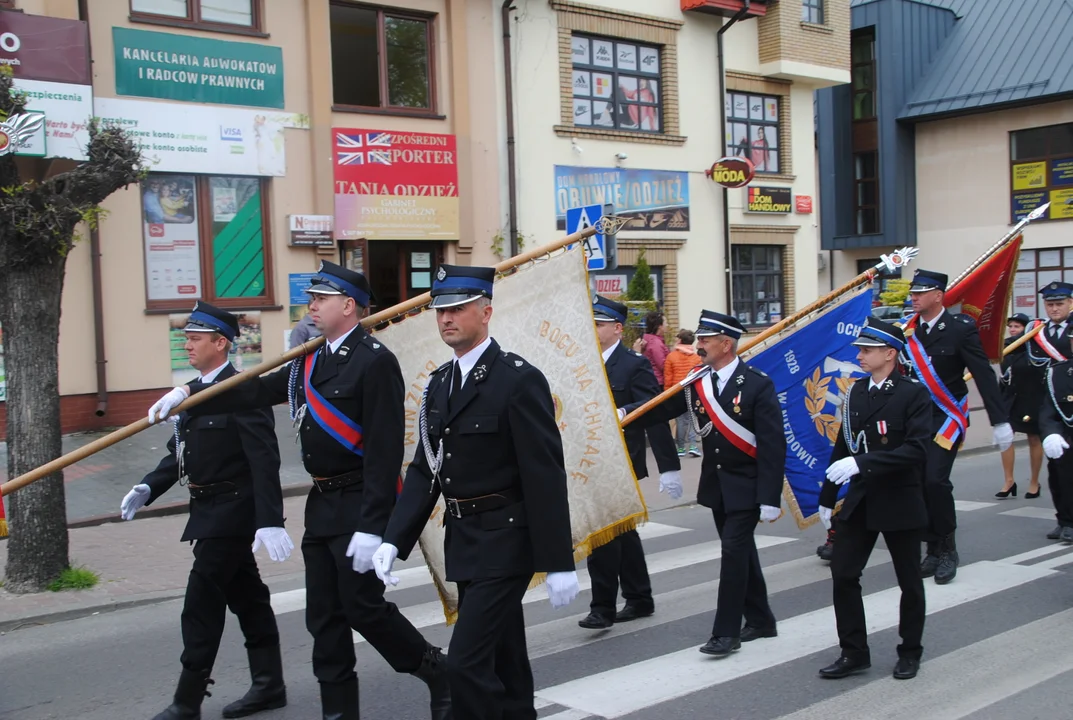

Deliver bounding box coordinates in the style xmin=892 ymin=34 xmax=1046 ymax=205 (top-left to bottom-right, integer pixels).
xmin=923 ymin=418 xmax=960 ymax=540
xmin=586 ymin=529 xmax=653 ymax=620
xmin=302 ymin=532 xmax=427 ymax=685
xmin=830 ymin=502 xmax=925 ymax=661
xmin=711 ymin=507 xmax=776 ymax=637
xmin=446 ymin=574 xmax=534 ymax=720
xmin=1048 ymin=453 xmax=1073 ymax=528
xmin=180 ymin=537 xmax=279 ymax=673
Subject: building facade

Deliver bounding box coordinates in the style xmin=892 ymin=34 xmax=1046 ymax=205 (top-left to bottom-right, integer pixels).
xmin=817 ymin=0 xmax=1073 ymax=315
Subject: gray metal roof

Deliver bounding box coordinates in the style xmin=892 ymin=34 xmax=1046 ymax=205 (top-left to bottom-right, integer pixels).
xmin=898 ymin=0 xmax=1073 ymax=121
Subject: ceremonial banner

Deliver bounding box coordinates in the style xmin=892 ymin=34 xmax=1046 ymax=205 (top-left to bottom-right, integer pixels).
xmin=0 ymin=492 xmax=6 ymax=537
xmin=944 ymin=235 xmax=1023 ymax=361
xmin=746 ymin=290 xmax=873 ymax=527
xmin=372 ymin=247 xmax=644 ymax=622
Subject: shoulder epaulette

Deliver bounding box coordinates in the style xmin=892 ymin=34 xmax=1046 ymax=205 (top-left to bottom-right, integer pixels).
xmin=746 ymin=365 xmax=768 ymax=378
xmin=431 ymin=360 xmax=452 ymax=376
xmin=499 ymin=350 xmax=529 ymax=371
xmin=955 ymin=313 xmax=975 ymax=325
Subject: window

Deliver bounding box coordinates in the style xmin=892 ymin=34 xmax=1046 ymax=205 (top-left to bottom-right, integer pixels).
xmin=801 ymin=0 xmax=824 ymax=24
xmin=732 ymin=246 xmax=783 ymax=327
xmin=1010 ymin=122 xmax=1073 ymax=222
xmin=141 ymin=173 xmax=274 ymax=310
xmin=726 ymin=93 xmax=781 ymax=173
xmin=130 ymin=0 xmax=261 ymax=32
xmin=331 ymin=3 xmax=434 ymax=114
xmin=851 ymin=30 xmax=876 ymax=120
xmin=854 ymin=151 xmax=879 ymax=234
xmin=1012 ymin=248 xmax=1073 ymax=318
xmin=571 ymin=35 xmax=662 ymax=133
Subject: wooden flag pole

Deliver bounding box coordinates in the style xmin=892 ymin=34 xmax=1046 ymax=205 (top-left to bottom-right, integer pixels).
xmin=962 ymin=321 xmax=1044 ymax=382
xmin=621 ymin=247 xmax=920 ymax=428
xmin=0 ymin=224 xmax=601 ymax=498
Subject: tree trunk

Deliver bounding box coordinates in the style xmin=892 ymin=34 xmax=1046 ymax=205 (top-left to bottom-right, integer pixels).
xmin=0 ymin=256 xmax=70 ymax=592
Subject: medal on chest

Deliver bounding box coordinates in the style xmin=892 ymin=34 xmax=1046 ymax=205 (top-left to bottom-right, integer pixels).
xmin=732 ymin=392 xmax=742 ymax=414
xmin=877 ymin=420 xmax=888 ymax=444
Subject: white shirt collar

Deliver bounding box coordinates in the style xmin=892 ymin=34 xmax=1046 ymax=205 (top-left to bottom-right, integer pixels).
xmin=327 ymin=324 xmax=360 ymax=354
xmin=715 ymin=356 xmax=740 ymax=390
xmin=199 ymin=361 xmax=231 ymax=384
xmin=601 ymin=340 xmax=620 ymax=363
xmin=1050 ymin=320 xmax=1067 ymax=330
xmin=454 ymin=336 xmax=493 ymax=388
xmin=920 ymin=309 xmax=943 ymax=330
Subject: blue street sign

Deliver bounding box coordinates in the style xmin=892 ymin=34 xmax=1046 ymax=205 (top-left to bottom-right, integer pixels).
xmin=565 ymin=204 xmax=606 ymax=271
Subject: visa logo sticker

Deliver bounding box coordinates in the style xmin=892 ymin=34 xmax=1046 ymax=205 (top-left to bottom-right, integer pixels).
xmin=220 ymin=126 xmax=243 ymax=141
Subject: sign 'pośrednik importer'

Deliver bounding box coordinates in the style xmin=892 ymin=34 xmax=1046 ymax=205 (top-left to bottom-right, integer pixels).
xmin=747 ymin=185 xmax=792 ymax=213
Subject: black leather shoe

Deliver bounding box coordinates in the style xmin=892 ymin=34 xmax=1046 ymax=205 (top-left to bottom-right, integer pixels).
xmin=222 ymin=646 xmax=287 ymax=718
xmin=698 ymin=636 xmax=741 ymax=656
xmin=1048 ymin=525 xmax=1063 ymax=540
xmin=1061 ymin=527 xmax=1073 ymax=544
xmin=614 ymin=604 xmax=654 ymax=623
xmin=817 ymin=541 xmax=834 ymax=562
xmin=893 ymin=657 xmax=919 ymax=680
xmin=920 ymin=541 xmax=940 ymax=578
xmin=740 ymin=625 xmax=777 ymax=642
xmin=578 ymin=612 xmax=614 ymax=629
xmin=410 ymin=644 xmax=451 ymax=720
xmin=934 ymin=534 xmax=958 ymax=585
xmin=818 ymin=656 xmax=871 ymax=679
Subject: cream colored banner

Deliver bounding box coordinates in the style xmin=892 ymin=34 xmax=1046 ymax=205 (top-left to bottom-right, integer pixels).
xmin=372 ymin=247 xmax=645 ymax=622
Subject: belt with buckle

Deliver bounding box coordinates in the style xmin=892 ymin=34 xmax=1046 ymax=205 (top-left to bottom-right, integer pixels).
xmin=188 ymin=481 xmax=237 ymax=499
xmin=311 ymin=471 xmax=363 ymax=492
xmin=444 ymin=488 xmax=523 ymax=519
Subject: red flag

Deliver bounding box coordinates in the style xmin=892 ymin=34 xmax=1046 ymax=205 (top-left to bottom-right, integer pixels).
xmin=0 ymin=493 xmax=7 ymax=538
xmin=943 ymin=235 xmax=1023 ymax=361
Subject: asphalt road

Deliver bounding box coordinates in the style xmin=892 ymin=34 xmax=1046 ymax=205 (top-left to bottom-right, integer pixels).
xmin=2 ymin=448 xmax=1072 ymax=720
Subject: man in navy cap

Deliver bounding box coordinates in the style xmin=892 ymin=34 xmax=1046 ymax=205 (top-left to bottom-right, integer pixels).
xmin=123 ymin=302 xmax=292 ymax=719
xmin=147 ymin=263 xmax=450 ymax=720
xmin=638 ymin=309 xmax=784 ymax=657
xmin=577 ymin=295 xmax=682 ymax=630
xmin=1027 ymin=281 xmax=1073 ymax=540
xmin=372 ymin=264 xmax=579 ymax=720
xmin=904 ymin=268 xmax=1011 ymax=584
xmin=816 ymin=317 xmax=931 ymax=681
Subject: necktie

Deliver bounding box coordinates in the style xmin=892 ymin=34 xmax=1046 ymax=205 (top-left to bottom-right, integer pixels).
xmin=1050 ymin=324 xmax=1060 ymax=340
xmin=921 ymin=322 xmax=930 ymax=337
xmin=868 ymin=386 xmax=880 ymax=403
xmin=449 ymin=362 xmax=463 ymax=411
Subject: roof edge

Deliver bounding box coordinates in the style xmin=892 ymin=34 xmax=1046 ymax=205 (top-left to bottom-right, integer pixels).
xmin=898 ymin=91 xmax=1073 ymax=124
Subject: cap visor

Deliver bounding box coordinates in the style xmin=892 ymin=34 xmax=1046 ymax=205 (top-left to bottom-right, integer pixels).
xmin=183 ymin=324 xmax=217 ymax=334
xmin=305 ymin=283 xmax=343 ymax=295
xmin=429 ymin=293 xmax=483 ymax=309
xmin=593 ymin=312 xmax=619 ymax=323
xmin=851 ymin=338 xmax=888 ymax=347
xmin=695 ymin=330 xmax=723 ymax=337
xmin=908 ymin=285 xmax=938 ymax=293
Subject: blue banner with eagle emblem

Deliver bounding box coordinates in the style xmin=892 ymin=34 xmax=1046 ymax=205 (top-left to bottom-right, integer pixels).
xmin=746 ymin=290 xmax=874 ymax=527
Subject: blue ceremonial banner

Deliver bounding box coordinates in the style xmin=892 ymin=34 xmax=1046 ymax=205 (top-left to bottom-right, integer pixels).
xmin=748 ymin=291 xmax=873 ymax=526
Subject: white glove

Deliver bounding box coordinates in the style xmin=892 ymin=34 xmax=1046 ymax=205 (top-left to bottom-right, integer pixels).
xmin=120 ymin=484 xmax=151 ymax=520
xmin=148 ymin=386 xmax=189 ymax=424
xmin=818 ymin=506 xmax=833 ymax=530
xmin=659 ymin=470 xmax=683 ymax=500
xmin=545 ymin=570 xmax=580 ymax=608
xmin=992 ymin=422 xmax=1014 ymax=452
xmin=346 ymin=532 xmax=383 ymax=574
xmin=372 ymin=542 xmax=400 ymax=586
xmin=825 ymin=457 xmax=859 ymax=485
xmin=252 ymin=527 xmax=294 ymax=563
xmin=617 ymin=408 xmax=626 ymax=422
xmin=1043 ymin=434 xmax=1069 ymax=460
xmin=759 ymin=504 xmax=781 ymax=523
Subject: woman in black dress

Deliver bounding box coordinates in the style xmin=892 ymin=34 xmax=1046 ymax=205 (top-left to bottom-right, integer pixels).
xmin=997 ymin=313 xmax=1044 ymax=498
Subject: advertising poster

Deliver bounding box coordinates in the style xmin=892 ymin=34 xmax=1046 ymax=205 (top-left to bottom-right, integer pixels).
xmin=1050 ymin=187 xmax=1073 ymax=220
xmin=95 ymin=97 xmax=306 ymax=177
xmin=1013 ymin=272 xmax=1038 ymax=317
xmin=113 ymin=27 xmax=284 ymax=109
xmin=1012 ymin=191 xmax=1049 ymax=221
xmin=1051 ymin=158 xmax=1073 ymax=187
xmin=288 ymin=272 xmax=316 ymax=325
xmin=142 ymin=174 xmax=201 ymax=301
xmin=333 ymin=128 xmax=459 ymax=240
xmin=555 ymin=165 xmax=689 ymax=231
xmin=1012 ymin=161 xmax=1046 ymax=191
xmin=169 ymin=311 xmax=262 ymax=386
xmin=13 ymin=78 xmax=93 ymax=160
xmin=746 ymin=185 xmax=793 ymax=213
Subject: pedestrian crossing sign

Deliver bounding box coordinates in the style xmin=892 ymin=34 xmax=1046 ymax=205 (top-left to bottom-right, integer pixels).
xmin=566 ymin=204 xmax=606 ymax=271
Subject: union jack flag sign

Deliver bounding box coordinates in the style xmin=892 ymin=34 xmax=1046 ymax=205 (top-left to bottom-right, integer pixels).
xmin=335 ymin=131 xmax=393 ymax=166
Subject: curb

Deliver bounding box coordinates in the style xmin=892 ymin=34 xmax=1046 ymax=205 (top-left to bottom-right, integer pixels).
xmin=66 ymin=482 xmax=311 ymax=529
xmin=0 ymin=590 xmax=185 ymax=634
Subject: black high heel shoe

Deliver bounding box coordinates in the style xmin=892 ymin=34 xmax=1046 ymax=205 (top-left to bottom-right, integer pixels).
xmin=1025 ymin=485 xmax=1041 ymax=499
xmin=995 ymin=482 xmax=1018 ymax=498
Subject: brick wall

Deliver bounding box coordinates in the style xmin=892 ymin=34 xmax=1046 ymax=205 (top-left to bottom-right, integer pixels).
xmin=0 ymin=388 xmax=171 ymax=436
xmin=758 ymin=0 xmax=851 ymax=72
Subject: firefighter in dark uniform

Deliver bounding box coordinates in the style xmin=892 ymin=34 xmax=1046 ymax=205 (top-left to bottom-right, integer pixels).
xmin=123 ymin=302 xmax=292 ymax=720
xmin=1024 ymin=282 xmax=1073 ymax=539
xmin=996 ymin=312 xmax=1044 ymax=501
xmin=578 ymin=295 xmax=683 ymax=630
xmin=638 ymin=310 xmax=784 ymax=657
xmin=1039 ymin=356 xmax=1073 ymax=543
xmin=816 ymin=317 xmax=931 ymax=681
xmin=371 ymin=265 xmax=580 ymax=720
xmin=1028 ymin=281 xmax=1073 ymax=540
xmin=147 ymin=263 xmax=449 ymax=720
xmin=903 ymin=269 xmax=1011 ymax=585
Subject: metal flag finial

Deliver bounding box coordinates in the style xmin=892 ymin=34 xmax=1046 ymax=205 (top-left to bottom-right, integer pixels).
xmin=1026 ymin=202 xmax=1051 ymax=222
xmin=877 ymin=246 xmax=919 ymax=274
xmin=0 ymin=112 xmax=45 ymax=156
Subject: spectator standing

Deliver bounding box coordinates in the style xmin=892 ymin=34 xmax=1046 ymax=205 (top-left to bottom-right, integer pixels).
xmin=634 ymin=311 xmax=670 ymax=386
xmin=664 ymin=329 xmax=702 ymax=457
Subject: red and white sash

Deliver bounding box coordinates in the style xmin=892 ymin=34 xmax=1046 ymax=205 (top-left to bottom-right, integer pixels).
xmin=1029 ymin=320 xmax=1069 ymax=362
xmin=694 ymin=373 xmax=757 ymax=458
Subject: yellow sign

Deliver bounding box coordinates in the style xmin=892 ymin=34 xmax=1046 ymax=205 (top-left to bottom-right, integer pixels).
xmin=1051 ymin=188 xmax=1073 ymax=219
xmin=1012 ymin=162 xmax=1046 ymax=191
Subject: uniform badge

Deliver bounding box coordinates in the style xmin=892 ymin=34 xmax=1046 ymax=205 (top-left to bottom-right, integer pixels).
xmin=372 ymin=342 xmax=380 ymax=349
xmin=883 ymin=379 xmax=893 ymax=390
xmin=338 ymin=347 xmax=349 ymax=357
xmin=515 ymin=360 xmax=523 ymax=367
xmin=735 ymin=375 xmax=745 ymax=386
xmin=436 ymin=266 xmax=447 ymax=281
xmin=878 ymin=420 xmax=888 ymax=444
xmin=472 ymin=364 xmax=487 ymax=382
xmin=937 ymin=322 xmax=946 ymax=331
